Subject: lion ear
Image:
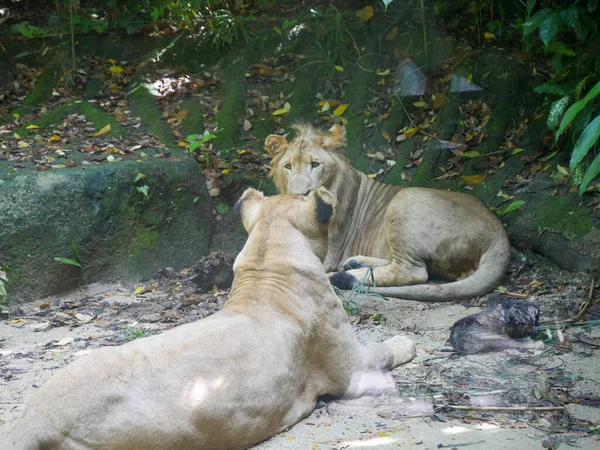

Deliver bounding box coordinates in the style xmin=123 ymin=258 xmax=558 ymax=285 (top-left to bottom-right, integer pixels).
xmin=309 ymin=187 xmax=336 ymax=225
xmin=265 ymin=134 xmax=288 ymax=157
xmin=234 ymin=188 xmax=266 ymax=233
xmin=318 ymin=124 xmax=346 ymax=149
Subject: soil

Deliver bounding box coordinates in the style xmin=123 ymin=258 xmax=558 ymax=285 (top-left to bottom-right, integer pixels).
xmin=1 ymin=250 xmax=599 ymax=449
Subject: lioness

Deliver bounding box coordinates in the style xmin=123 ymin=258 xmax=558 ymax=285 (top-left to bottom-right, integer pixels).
xmin=2 ymin=188 xmax=416 ymax=450
xmin=266 ymin=123 xmax=511 ymax=302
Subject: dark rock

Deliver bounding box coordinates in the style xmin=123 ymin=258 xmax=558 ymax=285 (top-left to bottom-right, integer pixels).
xmin=185 ymin=251 xmax=235 ymax=293
xmin=0 ymin=158 xmax=212 ymax=303
xmin=449 ymin=294 xmax=540 ymax=355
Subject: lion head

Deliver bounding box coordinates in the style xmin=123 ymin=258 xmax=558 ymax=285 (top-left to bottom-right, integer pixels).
xmin=234 ymin=187 xmax=336 ymax=262
xmin=266 ymin=123 xmax=348 ymax=196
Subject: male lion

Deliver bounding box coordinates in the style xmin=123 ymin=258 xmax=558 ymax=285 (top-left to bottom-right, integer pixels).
xmin=2 ymin=188 xmax=415 ymax=450
xmin=265 ymin=123 xmax=511 ymax=302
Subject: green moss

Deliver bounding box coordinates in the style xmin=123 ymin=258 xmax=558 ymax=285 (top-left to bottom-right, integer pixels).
xmin=15 ymin=101 xmax=124 ymax=138
xmin=534 ymin=196 xmax=593 ymax=240
xmin=251 ymin=116 xmax=275 ymax=145
xmin=284 ymin=66 xmax=319 ymax=128
xmin=180 ymin=98 xmax=206 ymax=139
xmin=128 ymin=83 xmax=176 ymax=149
xmin=130 ymin=228 xmax=160 ymax=261
xmin=214 ymin=48 xmax=251 ymax=152
xmin=23 ymin=67 xmax=58 ymax=107
xmin=84 ymin=75 xmax=104 ymax=98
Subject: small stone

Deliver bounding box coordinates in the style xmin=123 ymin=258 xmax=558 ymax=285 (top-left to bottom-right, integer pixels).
xmin=243 ymin=119 xmax=252 ymax=131
xmin=31 ymin=322 xmax=51 ymax=332
xmin=54 ymin=337 xmax=74 ymax=346
xmin=75 ymin=313 xmax=93 ymax=323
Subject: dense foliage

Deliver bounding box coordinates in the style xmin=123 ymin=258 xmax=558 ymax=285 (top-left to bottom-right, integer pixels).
xmin=1 ymin=0 xmax=599 ymax=192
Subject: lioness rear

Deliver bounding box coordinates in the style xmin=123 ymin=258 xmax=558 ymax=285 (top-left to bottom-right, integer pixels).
xmin=266 ymin=123 xmax=511 ymax=302
xmin=2 ymin=188 xmax=415 ymax=450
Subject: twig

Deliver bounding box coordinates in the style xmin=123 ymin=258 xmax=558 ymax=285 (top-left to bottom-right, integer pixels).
xmin=464 ymin=149 xmax=511 ymax=160
xmin=540 ymin=277 xmax=595 ymax=325
xmin=439 ymin=404 xmax=565 ymax=412
xmin=495 ymin=291 xmax=529 ymax=298
xmin=69 ymin=0 xmax=76 ymax=72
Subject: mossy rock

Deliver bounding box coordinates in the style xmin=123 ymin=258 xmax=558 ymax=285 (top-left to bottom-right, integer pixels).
xmin=0 ymin=158 xmax=212 ymax=303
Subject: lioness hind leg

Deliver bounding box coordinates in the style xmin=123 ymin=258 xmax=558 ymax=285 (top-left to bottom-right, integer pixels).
xmin=330 ymin=262 xmax=427 ymax=290
xmin=343 ymin=336 xmax=416 ymax=398
xmin=342 ymin=256 xmax=391 ymax=271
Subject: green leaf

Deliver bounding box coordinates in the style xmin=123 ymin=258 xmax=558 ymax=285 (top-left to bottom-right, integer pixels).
xmin=188 ymin=141 xmax=203 ymax=152
xmin=498 ymin=200 xmax=526 ymax=216
xmin=137 ymin=185 xmax=150 ymax=198
xmin=539 ymin=12 xmax=559 ymax=47
xmin=199 ymin=133 xmax=217 ymax=144
xmin=526 ymin=0 xmax=537 ymax=17
xmin=570 ymin=115 xmax=600 ymax=172
xmin=134 ymin=172 xmax=146 ymax=183
xmin=523 ymin=8 xmax=551 ymax=35
xmin=580 ymin=153 xmax=600 ymax=195
xmin=71 ymin=240 xmax=81 ymax=266
xmin=559 ymin=6 xmax=578 ymax=28
xmin=0 ymin=280 xmax=7 ymax=304
xmin=556 ymin=81 xmax=600 ymax=141
xmin=534 ymin=83 xmax=568 ymax=97
xmin=547 ymin=96 xmax=570 ymax=130
xmin=462 ymin=151 xmax=480 ymax=158
xmin=547 ymin=41 xmax=575 ymax=56
xmin=382 ymin=0 xmax=393 ymax=11
xmin=185 ymin=134 xmax=202 ymax=141
xmin=54 ymin=257 xmax=82 ymax=268
xmin=216 ymin=202 xmax=230 ymax=215
xmin=588 ymin=0 xmax=598 ymax=13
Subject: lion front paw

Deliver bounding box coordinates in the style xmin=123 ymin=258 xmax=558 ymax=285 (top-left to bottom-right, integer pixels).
xmin=329 ymin=272 xmax=359 ymax=290
xmin=385 ymin=335 xmax=416 ymax=367
xmin=342 ymin=258 xmax=368 ymax=271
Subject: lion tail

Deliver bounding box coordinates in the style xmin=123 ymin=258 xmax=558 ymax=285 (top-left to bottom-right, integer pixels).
xmin=368 ymin=237 xmax=511 ymax=302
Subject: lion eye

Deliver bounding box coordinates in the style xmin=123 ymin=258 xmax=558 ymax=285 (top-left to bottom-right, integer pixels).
xmin=311 ymin=161 xmax=320 ymax=168
xmin=284 ymin=163 xmax=292 ymax=170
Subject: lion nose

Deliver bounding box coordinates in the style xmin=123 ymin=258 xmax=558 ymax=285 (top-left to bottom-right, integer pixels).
xmin=303 ymin=190 xmax=311 ymax=196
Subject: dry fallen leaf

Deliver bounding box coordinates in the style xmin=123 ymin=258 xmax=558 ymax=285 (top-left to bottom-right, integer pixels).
xmin=109 ymin=65 xmax=124 ymax=74
xmin=433 ymin=94 xmax=446 ymax=111
xmin=404 ymin=128 xmax=418 ymax=138
xmin=91 ymin=124 xmax=111 ymax=137
xmin=47 ymin=135 xmax=62 ymax=143
xmin=356 ymin=5 xmax=374 ymax=23
xmin=461 ymin=174 xmax=487 ymax=185
xmin=272 ymin=102 xmax=291 ymax=116
xmin=134 ymin=286 xmax=146 ymax=295
xmin=173 ymin=110 xmax=188 ymax=120
xmin=333 ymin=104 xmax=349 ymax=116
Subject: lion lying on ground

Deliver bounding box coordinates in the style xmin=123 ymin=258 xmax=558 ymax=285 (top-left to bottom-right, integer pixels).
xmin=265 ymin=123 xmax=511 ymax=302
xmin=2 ymin=188 xmax=416 ymax=450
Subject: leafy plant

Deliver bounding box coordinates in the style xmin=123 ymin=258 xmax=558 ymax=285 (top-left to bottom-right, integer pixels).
xmin=0 ymin=269 xmax=7 ymax=306
xmin=186 ymin=130 xmax=217 ymax=152
xmin=12 ymin=21 xmax=48 ymax=38
xmin=134 ymin=172 xmax=150 ymax=199
xmin=313 ymin=6 xmax=354 ymax=75
xmin=522 ymin=1 xmax=599 ymax=77
xmin=124 ymin=326 xmax=149 ymax=341
xmin=55 ymin=240 xmax=82 ymax=268
xmin=553 ymin=81 xmax=600 ymax=194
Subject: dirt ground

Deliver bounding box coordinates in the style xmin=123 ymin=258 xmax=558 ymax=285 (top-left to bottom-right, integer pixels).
xmin=1 ymin=250 xmax=599 ymax=449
